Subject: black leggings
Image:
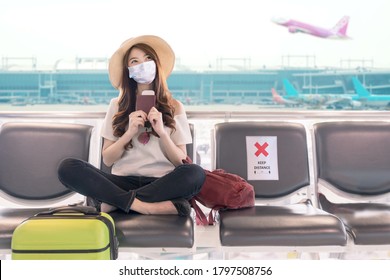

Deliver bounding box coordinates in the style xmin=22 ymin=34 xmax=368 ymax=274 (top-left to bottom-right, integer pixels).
xmin=57 ymin=158 xmax=206 ymax=213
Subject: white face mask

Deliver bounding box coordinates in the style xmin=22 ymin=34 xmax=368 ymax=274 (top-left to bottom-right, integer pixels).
xmin=128 ymin=60 xmax=156 ymax=84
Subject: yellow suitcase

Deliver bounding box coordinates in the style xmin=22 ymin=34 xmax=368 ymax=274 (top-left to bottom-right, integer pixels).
xmin=11 ymin=206 xmax=118 ymax=260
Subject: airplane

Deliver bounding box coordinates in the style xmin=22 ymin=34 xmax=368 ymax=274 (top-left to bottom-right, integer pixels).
xmin=271 ymin=16 xmax=350 ymax=39
xmin=271 ymin=81 xmax=326 ymax=107
xmin=352 ymin=77 xmax=390 ymax=108
xmin=272 ymin=79 xmax=361 ymax=109
xmin=271 ymin=87 xmax=301 ymax=107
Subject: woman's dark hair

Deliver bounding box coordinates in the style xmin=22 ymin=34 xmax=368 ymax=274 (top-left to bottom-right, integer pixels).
xmin=112 ymin=43 xmax=175 ymax=149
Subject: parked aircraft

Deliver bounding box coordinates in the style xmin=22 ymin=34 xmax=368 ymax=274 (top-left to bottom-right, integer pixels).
xmin=273 ymin=79 xmax=361 ymax=109
xmin=271 ymin=16 xmax=350 ymax=39
xmin=352 ymin=77 xmax=390 ymax=108
xmin=271 ymin=88 xmax=300 ymax=107
xmin=271 ymin=81 xmax=326 ymax=107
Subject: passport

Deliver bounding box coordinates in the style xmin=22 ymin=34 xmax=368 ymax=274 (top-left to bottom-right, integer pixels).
xmin=136 ymin=90 xmax=156 ymax=114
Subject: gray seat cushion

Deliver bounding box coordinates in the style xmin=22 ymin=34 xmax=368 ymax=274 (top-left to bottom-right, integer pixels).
xmin=319 ymin=193 xmax=390 ymax=245
xmin=220 ymin=200 xmax=347 ymax=246
xmin=110 ymin=211 xmax=194 ymax=248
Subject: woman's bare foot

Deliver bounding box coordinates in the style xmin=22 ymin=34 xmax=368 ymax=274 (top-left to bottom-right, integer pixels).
xmin=130 ymin=199 xmax=177 ymax=215
xmin=101 ymin=203 xmax=118 ymax=213
xmin=130 ymin=198 xmax=191 ymax=216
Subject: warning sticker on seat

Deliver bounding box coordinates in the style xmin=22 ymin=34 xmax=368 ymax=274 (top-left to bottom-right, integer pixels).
xmin=246 ymin=136 xmax=279 ymax=180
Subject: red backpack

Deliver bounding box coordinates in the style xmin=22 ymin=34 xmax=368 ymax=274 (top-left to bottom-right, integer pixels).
xmin=184 ymin=158 xmax=255 ymax=225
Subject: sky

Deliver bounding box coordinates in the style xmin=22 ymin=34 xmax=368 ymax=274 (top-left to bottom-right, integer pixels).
xmin=1 ymin=0 xmax=390 ymax=70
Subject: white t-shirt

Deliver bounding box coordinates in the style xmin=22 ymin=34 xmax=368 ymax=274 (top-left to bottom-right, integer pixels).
xmin=101 ymin=97 xmax=192 ymax=177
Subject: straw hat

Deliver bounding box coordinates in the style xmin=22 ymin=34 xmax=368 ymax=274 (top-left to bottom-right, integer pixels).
xmin=108 ymin=35 xmax=175 ymax=89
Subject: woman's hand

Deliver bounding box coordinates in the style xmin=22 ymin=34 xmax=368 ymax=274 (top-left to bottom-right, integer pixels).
xmin=102 ymin=110 xmax=146 ymax=167
xmin=148 ymin=107 xmax=167 ymax=137
xmin=126 ymin=110 xmax=148 ymax=136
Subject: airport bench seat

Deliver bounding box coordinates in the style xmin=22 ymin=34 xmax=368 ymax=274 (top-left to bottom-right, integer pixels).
xmin=0 ymin=122 xmax=93 ymax=251
xmin=314 ymin=121 xmax=390 ymax=245
xmin=96 ymin=123 xmax=196 ymax=249
xmin=214 ymin=122 xmax=347 ymax=248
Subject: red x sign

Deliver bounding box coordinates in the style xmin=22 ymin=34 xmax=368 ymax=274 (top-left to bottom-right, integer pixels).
xmin=255 ymin=142 xmax=269 ymax=157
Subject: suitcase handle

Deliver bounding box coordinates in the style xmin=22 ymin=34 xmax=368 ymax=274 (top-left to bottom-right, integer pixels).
xmin=36 ymin=206 xmax=99 ymax=216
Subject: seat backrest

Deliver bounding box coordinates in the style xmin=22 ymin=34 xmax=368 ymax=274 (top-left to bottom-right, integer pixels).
xmin=100 ymin=123 xmax=195 ymax=173
xmin=187 ymin=123 xmax=195 ymax=162
xmin=214 ymin=121 xmax=310 ymax=199
xmin=0 ymin=122 xmax=93 ymax=203
xmin=314 ymin=121 xmax=390 ymax=196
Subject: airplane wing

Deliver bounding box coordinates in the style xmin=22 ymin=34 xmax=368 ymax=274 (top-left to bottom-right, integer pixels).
xmin=324 ymin=96 xmax=352 ymax=105
xmin=282 ymin=98 xmax=301 ymax=105
xmin=324 ymin=96 xmax=362 ymax=109
xmin=287 ymin=26 xmax=310 ymax=34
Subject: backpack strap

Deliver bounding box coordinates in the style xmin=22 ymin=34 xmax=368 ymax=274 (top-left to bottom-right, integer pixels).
xmin=190 ymin=198 xmax=222 ymax=226
xmin=207 ymin=208 xmax=218 ymax=225
xmin=190 ymin=198 xmax=209 ymax=225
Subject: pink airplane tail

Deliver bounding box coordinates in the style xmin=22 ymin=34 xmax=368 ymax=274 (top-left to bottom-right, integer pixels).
xmin=271 ymin=88 xmax=280 ymax=99
xmin=271 ymin=88 xmax=283 ymax=103
xmin=331 ymin=16 xmax=349 ymax=36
